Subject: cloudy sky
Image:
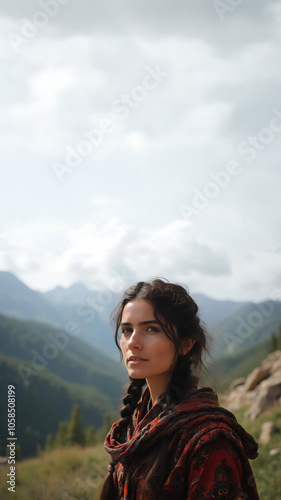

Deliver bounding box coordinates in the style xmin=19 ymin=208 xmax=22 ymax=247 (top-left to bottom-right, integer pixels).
xmin=1 ymin=0 xmax=281 ymax=302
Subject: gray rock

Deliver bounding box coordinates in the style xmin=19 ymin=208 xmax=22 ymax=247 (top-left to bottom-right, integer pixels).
xmin=245 ymin=375 xmax=281 ymax=420
xmin=243 ymin=366 xmax=270 ymax=392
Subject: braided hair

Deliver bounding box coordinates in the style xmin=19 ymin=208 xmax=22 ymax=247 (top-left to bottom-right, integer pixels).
xmin=100 ymin=377 xmax=146 ymax=499
xmin=100 ymin=278 xmax=209 ymax=499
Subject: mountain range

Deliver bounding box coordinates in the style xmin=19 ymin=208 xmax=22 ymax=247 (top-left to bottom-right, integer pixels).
xmin=1 ymin=270 xmax=281 ymax=458
xmin=1 ymin=270 xmax=280 ymax=360
xmin=0 ymin=312 xmax=125 ymax=457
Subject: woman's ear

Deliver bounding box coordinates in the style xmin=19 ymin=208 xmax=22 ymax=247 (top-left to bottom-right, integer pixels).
xmin=180 ymin=338 xmax=196 ymax=356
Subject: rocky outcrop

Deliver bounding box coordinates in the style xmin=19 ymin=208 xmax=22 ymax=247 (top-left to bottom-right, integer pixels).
xmin=225 ymin=350 xmax=281 ymax=420
xmin=229 ymin=377 xmax=245 ymax=392
xmin=245 ymin=374 xmax=281 ymax=420
xmin=259 ymin=422 xmax=275 ymax=445
xmin=243 ymin=366 xmax=270 ymax=392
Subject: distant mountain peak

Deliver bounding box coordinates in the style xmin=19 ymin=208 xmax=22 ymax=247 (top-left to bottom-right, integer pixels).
xmin=50 ymin=285 xmax=65 ymax=292
xmin=68 ymin=282 xmax=89 ymax=292
xmin=0 ymin=270 xmax=24 ymax=282
xmin=43 ymin=281 xmax=90 ymax=305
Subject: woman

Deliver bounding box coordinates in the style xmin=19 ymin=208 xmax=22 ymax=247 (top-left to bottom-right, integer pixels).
xmin=100 ymin=279 xmax=259 ymax=499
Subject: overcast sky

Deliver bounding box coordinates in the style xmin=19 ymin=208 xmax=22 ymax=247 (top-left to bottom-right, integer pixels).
xmin=1 ymin=0 xmax=281 ymax=302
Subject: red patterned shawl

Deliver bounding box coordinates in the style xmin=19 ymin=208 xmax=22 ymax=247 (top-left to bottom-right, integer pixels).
xmin=104 ymin=387 xmax=259 ymax=499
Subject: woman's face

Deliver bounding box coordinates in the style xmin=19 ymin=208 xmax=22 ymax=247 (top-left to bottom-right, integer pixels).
xmin=120 ymin=299 xmax=176 ymax=401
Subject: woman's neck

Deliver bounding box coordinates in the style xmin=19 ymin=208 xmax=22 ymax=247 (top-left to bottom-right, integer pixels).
xmin=146 ymin=374 xmax=170 ymax=405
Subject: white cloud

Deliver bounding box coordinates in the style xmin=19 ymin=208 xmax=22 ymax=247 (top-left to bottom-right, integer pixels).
xmin=1 ymin=1 xmax=280 ymax=302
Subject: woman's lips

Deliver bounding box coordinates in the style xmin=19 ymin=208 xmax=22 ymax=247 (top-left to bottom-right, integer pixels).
xmin=128 ymin=356 xmax=148 ymax=364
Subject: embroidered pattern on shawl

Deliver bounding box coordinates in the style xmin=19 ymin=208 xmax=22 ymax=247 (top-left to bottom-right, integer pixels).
xmin=104 ymin=387 xmax=259 ymax=499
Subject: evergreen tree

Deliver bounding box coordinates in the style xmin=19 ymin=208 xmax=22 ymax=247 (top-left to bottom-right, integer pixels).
xmin=15 ymin=443 xmax=22 ymax=461
xmin=84 ymin=425 xmax=96 ymax=446
xmin=45 ymin=433 xmax=54 ymax=452
xmin=103 ymin=413 xmax=114 ymax=433
xmin=270 ymin=332 xmax=278 ymax=353
xmin=96 ymin=412 xmax=116 ymax=441
xmin=68 ymin=404 xmax=85 ymax=446
xmin=55 ymin=421 xmax=70 ymax=447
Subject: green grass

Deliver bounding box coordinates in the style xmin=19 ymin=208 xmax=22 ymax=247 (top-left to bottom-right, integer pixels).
xmin=0 ymin=444 xmax=109 ymax=500
xmin=1 ymin=406 xmax=280 ymax=499
xmin=232 ymin=404 xmax=281 ymax=500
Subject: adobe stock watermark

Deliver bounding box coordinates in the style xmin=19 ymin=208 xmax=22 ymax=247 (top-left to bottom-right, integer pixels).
xmin=75 ymin=268 xmax=134 ymax=324
xmin=237 ymin=108 xmax=281 ymax=162
xmin=61 ymin=462 xmax=108 ymax=500
xmin=7 ymin=0 xmax=71 ymax=53
xmin=179 ymin=108 xmax=281 ymax=221
xmin=269 ymin=288 xmax=281 ymax=302
xmin=17 ymin=268 xmax=134 ymax=385
xmin=222 ymin=300 xmax=276 ymax=354
xmin=213 ymin=0 xmax=244 ymax=21
xmin=52 ymin=64 xmax=168 ymax=182
xmin=17 ymin=322 xmax=78 ymax=386
xmin=74 ymin=463 xmax=107 ymax=493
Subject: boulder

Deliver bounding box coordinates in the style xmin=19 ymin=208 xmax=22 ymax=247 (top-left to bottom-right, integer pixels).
xmin=270 ymin=357 xmax=281 ymax=376
xmin=226 ymin=389 xmax=244 ymax=412
xmin=226 ymin=386 xmax=256 ymax=412
xmin=225 ymin=351 xmax=281 ymax=418
xmin=262 ymin=350 xmax=281 ymax=372
xmin=243 ymin=366 xmax=270 ymax=392
xmin=229 ymin=377 xmax=245 ymax=392
xmin=245 ymin=374 xmax=281 ymax=420
xmin=259 ymin=421 xmax=275 ymax=445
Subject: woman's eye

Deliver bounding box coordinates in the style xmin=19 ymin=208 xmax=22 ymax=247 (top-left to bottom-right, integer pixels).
xmin=121 ymin=328 xmax=131 ymax=335
xmin=147 ymin=326 xmax=158 ymax=332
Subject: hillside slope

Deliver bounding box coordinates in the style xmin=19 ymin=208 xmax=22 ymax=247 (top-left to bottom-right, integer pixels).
xmin=194 ymin=292 xmax=249 ymax=329
xmin=0 ymin=314 xmax=125 ymax=401
xmin=0 ymin=271 xmax=117 ymax=358
xmin=0 ymin=353 xmax=114 ymax=457
xmin=0 ymin=271 xmax=64 ymax=325
xmin=204 ymin=339 xmax=270 ymax=393
xmin=210 ymin=300 xmax=281 ymax=359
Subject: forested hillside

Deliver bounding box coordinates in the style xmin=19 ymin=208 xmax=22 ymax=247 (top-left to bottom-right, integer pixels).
xmin=0 ymin=314 xmax=125 ymax=399
xmin=204 ymin=339 xmax=271 ymax=392
xmin=0 ymin=314 xmax=126 ymax=457
xmin=0 ymin=353 xmax=114 ymax=457
xmin=210 ymin=300 xmax=281 ymax=359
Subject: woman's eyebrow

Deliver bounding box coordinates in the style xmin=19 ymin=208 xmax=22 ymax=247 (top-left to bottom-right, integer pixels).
xmin=120 ymin=320 xmax=160 ymax=326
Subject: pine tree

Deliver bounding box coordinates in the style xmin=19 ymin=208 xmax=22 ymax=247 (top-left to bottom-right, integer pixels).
xmin=103 ymin=413 xmax=114 ymax=433
xmin=55 ymin=421 xmax=70 ymax=447
xmin=96 ymin=412 xmax=116 ymax=441
xmin=45 ymin=433 xmax=54 ymax=452
xmin=84 ymin=425 xmax=96 ymax=446
xmin=15 ymin=443 xmax=22 ymax=461
xmin=270 ymin=332 xmax=278 ymax=353
xmin=68 ymin=404 xmax=85 ymax=446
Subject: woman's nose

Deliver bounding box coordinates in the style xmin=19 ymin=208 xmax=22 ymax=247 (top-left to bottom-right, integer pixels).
xmin=127 ymin=330 xmax=142 ymax=348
